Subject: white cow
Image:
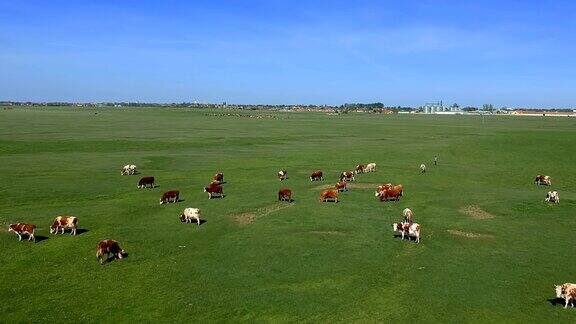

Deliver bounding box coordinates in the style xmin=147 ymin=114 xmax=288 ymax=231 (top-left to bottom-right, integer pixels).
xmin=420 ymin=164 xmax=426 ymax=173
xmin=403 ymin=208 xmax=413 ymax=223
xmin=121 ymin=164 xmax=137 ymax=175
xmin=545 ymin=191 xmax=559 ymax=203
xmin=555 ymin=283 xmax=576 ymax=308
xmin=365 ymin=163 xmax=376 ymax=173
xmin=180 ymin=208 xmax=201 ymax=225
xmin=392 ymin=222 xmax=421 ymax=243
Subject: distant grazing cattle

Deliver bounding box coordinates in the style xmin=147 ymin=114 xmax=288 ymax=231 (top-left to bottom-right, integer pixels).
xmin=137 ymin=176 xmax=155 ymax=189
xmin=555 ymin=283 xmax=576 ymax=308
xmin=278 ymin=188 xmax=293 ymax=202
xmin=180 ymin=208 xmax=201 ymax=225
xmin=8 ymin=223 xmax=36 ymax=242
xmin=310 ymin=171 xmax=324 ymax=181
xmin=50 ymin=216 xmax=78 ymax=235
xmin=392 ymin=222 xmax=421 ymax=243
xmin=403 ymin=208 xmax=413 ymax=223
xmin=534 ymin=175 xmax=551 ymax=186
xmin=278 ymin=170 xmax=287 ymax=181
xmin=121 ymin=164 xmax=137 ymax=175
xmin=160 ymin=190 xmax=180 ymax=204
xmin=355 ymin=164 xmax=365 ymax=174
xmin=340 ymin=171 xmax=355 ymax=182
xmin=204 ymin=182 xmax=223 ymax=199
xmin=376 ymin=186 xmax=402 ymax=201
xmin=96 ymin=239 xmax=126 ymax=264
xmin=545 ymin=191 xmax=559 ymax=203
xmin=319 ymin=189 xmax=339 ymax=203
xmin=420 ymin=164 xmax=426 ymax=173
xmin=213 ymin=172 xmax=224 ymax=184
xmin=365 ymin=163 xmax=376 ymax=172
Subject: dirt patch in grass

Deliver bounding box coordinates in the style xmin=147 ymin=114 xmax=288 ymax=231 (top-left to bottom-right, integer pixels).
xmin=448 ymin=229 xmax=494 ymax=239
xmin=308 ymin=230 xmax=346 ymax=236
xmin=232 ymin=203 xmax=293 ymax=226
xmin=460 ymin=205 xmax=495 ymax=220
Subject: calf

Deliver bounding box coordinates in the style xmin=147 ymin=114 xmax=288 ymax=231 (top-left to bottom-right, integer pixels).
xmin=213 ymin=172 xmax=224 ymax=184
xmin=160 ymin=190 xmax=180 ymax=204
xmin=335 ymin=181 xmax=348 ymax=192
xmin=8 ymin=223 xmax=36 ymax=242
xmin=96 ymin=239 xmax=126 ymax=264
xmin=365 ymin=163 xmax=376 ymax=173
xmin=278 ymin=170 xmax=287 ymax=181
xmin=310 ymin=170 xmax=324 ymax=181
xmin=180 ymin=208 xmax=201 ymax=225
xmin=403 ymin=208 xmax=413 ymax=223
xmin=121 ymin=164 xmax=137 ymax=175
xmin=137 ymin=176 xmax=155 ymax=189
xmin=555 ymin=283 xmax=576 ymax=308
xmin=278 ymin=188 xmax=293 ymax=202
xmin=535 ymin=175 xmax=551 ymax=186
xmin=392 ymin=222 xmax=421 ymax=243
xmin=319 ymin=189 xmax=339 ymax=203
xmin=204 ymin=182 xmax=223 ymax=199
xmin=340 ymin=171 xmax=355 ymax=182
xmin=545 ymin=191 xmax=559 ymax=203
xmin=355 ymin=164 xmax=365 ymax=174
xmin=50 ymin=216 xmax=78 ymax=235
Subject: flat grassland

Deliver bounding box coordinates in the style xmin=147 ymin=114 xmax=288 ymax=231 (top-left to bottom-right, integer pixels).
xmin=0 ymin=107 xmax=575 ymax=322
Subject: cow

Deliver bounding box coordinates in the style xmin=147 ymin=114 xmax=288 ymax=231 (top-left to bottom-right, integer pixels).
xmin=335 ymin=181 xmax=348 ymax=192
xmin=50 ymin=216 xmax=78 ymax=235
xmin=376 ymin=187 xmax=402 ymax=201
xmin=545 ymin=191 xmax=559 ymax=203
xmin=121 ymin=164 xmax=137 ymax=175
xmin=420 ymin=164 xmax=426 ymax=173
xmin=355 ymin=164 xmax=365 ymax=174
xmin=365 ymin=163 xmax=376 ymax=173
xmin=213 ymin=172 xmax=224 ymax=184
xmin=160 ymin=190 xmax=180 ymax=204
xmin=376 ymin=183 xmax=393 ymax=194
xmin=534 ymin=175 xmax=551 ymax=186
xmin=137 ymin=176 xmax=155 ymax=189
xmin=310 ymin=171 xmax=324 ymax=181
xmin=8 ymin=223 xmax=36 ymax=242
xmin=340 ymin=171 xmax=355 ymax=182
xmin=278 ymin=188 xmax=292 ymax=202
xmin=392 ymin=222 xmax=421 ymax=243
xmin=204 ymin=182 xmax=223 ymax=199
xmin=555 ymin=283 xmax=576 ymax=308
xmin=278 ymin=170 xmax=287 ymax=181
xmin=403 ymin=208 xmax=413 ymax=223
xmin=96 ymin=239 xmax=126 ymax=264
xmin=319 ymin=189 xmax=339 ymax=203
xmin=180 ymin=208 xmax=201 ymax=225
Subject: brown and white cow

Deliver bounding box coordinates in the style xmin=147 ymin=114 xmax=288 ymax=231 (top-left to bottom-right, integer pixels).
xmin=555 ymin=283 xmax=576 ymax=308
xmin=310 ymin=171 xmax=324 ymax=181
xmin=160 ymin=190 xmax=180 ymax=204
xmin=50 ymin=216 xmax=78 ymax=235
xmin=376 ymin=187 xmax=402 ymax=201
xmin=278 ymin=188 xmax=292 ymax=202
xmin=8 ymin=223 xmax=36 ymax=242
xmin=319 ymin=189 xmax=339 ymax=203
xmin=213 ymin=172 xmax=224 ymax=184
xmin=365 ymin=163 xmax=376 ymax=173
xmin=340 ymin=171 xmax=355 ymax=182
xmin=545 ymin=191 xmax=559 ymax=203
xmin=96 ymin=239 xmax=126 ymax=264
xmin=535 ymin=175 xmax=551 ymax=186
xmin=180 ymin=208 xmax=201 ymax=225
xmin=137 ymin=176 xmax=155 ymax=189
xmin=403 ymin=208 xmax=413 ymax=223
xmin=376 ymin=183 xmax=393 ymax=194
xmin=392 ymin=222 xmax=421 ymax=243
xmin=204 ymin=182 xmax=223 ymax=199
xmin=355 ymin=164 xmax=365 ymax=174
xmin=335 ymin=181 xmax=348 ymax=192
xmin=278 ymin=170 xmax=287 ymax=181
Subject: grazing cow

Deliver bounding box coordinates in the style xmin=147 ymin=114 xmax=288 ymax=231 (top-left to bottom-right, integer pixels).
xmin=8 ymin=223 xmax=36 ymax=242
xmin=555 ymin=283 xmax=576 ymax=308
xmin=160 ymin=190 xmax=180 ymax=204
xmin=335 ymin=181 xmax=348 ymax=192
xmin=278 ymin=170 xmax=287 ymax=181
xmin=534 ymin=175 xmax=551 ymax=186
xmin=180 ymin=208 xmax=201 ymax=225
xmin=403 ymin=208 xmax=413 ymax=223
xmin=50 ymin=216 xmax=78 ymax=235
xmin=137 ymin=176 xmax=155 ymax=189
xmin=204 ymin=182 xmax=223 ymax=199
xmin=392 ymin=222 xmax=421 ymax=243
xmin=376 ymin=183 xmax=393 ymax=194
xmin=355 ymin=164 xmax=365 ymax=174
xmin=319 ymin=189 xmax=339 ymax=203
xmin=340 ymin=171 xmax=355 ymax=182
xmin=96 ymin=239 xmax=126 ymax=264
xmin=121 ymin=164 xmax=137 ymax=175
xmin=545 ymin=191 xmax=559 ymax=203
xmin=420 ymin=164 xmax=426 ymax=173
xmin=213 ymin=172 xmax=224 ymax=184
xmin=376 ymin=187 xmax=402 ymax=201
xmin=310 ymin=170 xmax=324 ymax=181
xmin=365 ymin=163 xmax=376 ymax=173
xmin=278 ymin=188 xmax=293 ymax=202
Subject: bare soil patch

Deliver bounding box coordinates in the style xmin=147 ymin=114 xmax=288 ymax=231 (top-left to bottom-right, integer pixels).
xmin=460 ymin=205 xmax=495 ymax=220
xmin=232 ymin=203 xmax=293 ymax=226
xmin=308 ymin=230 xmax=346 ymax=236
xmin=448 ymin=229 xmax=494 ymax=239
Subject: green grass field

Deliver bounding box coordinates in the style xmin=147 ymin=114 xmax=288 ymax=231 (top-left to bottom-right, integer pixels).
xmin=1 ymin=107 xmax=575 ymax=322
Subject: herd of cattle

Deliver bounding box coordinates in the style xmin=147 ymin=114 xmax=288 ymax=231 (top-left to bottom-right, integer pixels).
xmin=5 ymin=163 xmax=570 ymax=306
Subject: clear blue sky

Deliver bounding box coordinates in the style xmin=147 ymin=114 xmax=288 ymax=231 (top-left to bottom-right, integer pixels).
xmin=1 ymin=0 xmax=575 ymax=107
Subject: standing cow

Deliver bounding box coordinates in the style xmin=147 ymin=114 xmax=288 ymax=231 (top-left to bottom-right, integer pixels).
xmin=335 ymin=181 xmax=348 ymax=192
xmin=8 ymin=223 xmax=36 ymax=242
xmin=96 ymin=239 xmax=126 ymax=264
xmin=50 ymin=216 xmax=78 ymax=235
xmin=278 ymin=170 xmax=288 ymax=181
xmin=213 ymin=172 xmax=224 ymax=184
xmin=137 ymin=176 xmax=155 ymax=189
xmin=310 ymin=171 xmax=324 ymax=181
xmin=340 ymin=171 xmax=355 ymax=182
xmin=545 ymin=191 xmax=559 ymax=203
xmin=420 ymin=164 xmax=426 ymax=173
xmin=319 ymin=189 xmax=339 ymax=203
xmin=278 ymin=188 xmax=293 ymax=202
xmin=204 ymin=182 xmax=223 ymax=199
xmin=392 ymin=222 xmax=421 ymax=243
xmin=121 ymin=164 xmax=137 ymax=175
xmin=355 ymin=164 xmax=365 ymax=174
xmin=555 ymin=283 xmax=576 ymax=308
xmin=365 ymin=163 xmax=376 ymax=172
xmin=160 ymin=190 xmax=180 ymax=204
xmin=534 ymin=175 xmax=551 ymax=186
xmin=180 ymin=208 xmax=201 ymax=225
xmin=403 ymin=208 xmax=413 ymax=223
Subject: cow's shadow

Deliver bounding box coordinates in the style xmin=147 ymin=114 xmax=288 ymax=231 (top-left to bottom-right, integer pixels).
xmin=279 ymin=199 xmax=294 ymax=203
xmin=103 ymin=253 xmax=129 ymax=264
xmin=548 ymin=298 xmax=567 ymax=307
xmin=180 ymin=219 xmax=207 ymax=225
xmin=75 ymin=228 xmax=89 ymax=235
xmin=34 ymin=235 xmax=49 ymax=243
